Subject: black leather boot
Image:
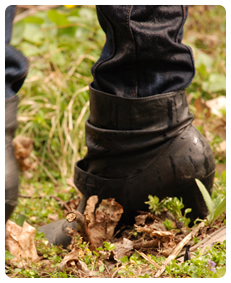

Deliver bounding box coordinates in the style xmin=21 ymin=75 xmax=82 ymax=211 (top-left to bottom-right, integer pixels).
xmin=74 ymin=84 xmax=216 ymax=225
xmin=5 ymin=95 xmax=19 ymax=223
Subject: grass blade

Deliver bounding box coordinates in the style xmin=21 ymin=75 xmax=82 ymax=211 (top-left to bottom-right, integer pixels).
xmin=211 ymin=197 xmax=226 ymax=225
xmin=195 ymin=179 xmax=214 ymax=217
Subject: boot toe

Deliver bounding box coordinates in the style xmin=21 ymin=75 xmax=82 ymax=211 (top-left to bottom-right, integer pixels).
xmin=38 ymin=220 xmax=79 ymax=248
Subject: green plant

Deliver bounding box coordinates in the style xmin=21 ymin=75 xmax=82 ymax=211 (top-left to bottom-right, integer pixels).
xmin=145 ymin=196 xmax=164 ymax=215
xmin=195 ymin=179 xmax=226 ymax=226
xmin=166 ymin=240 xmax=226 ymax=278
xmin=163 ymin=218 xmax=175 ymax=230
xmin=5 ymin=251 xmax=15 ymax=261
xmin=145 ymin=196 xmax=192 ymax=227
xmin=103 ymin=242 xmax=116 ymax=251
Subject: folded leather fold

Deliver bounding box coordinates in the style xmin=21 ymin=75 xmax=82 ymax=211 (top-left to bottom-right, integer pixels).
xmin=89 ymin=83 xmax=194 ymax=131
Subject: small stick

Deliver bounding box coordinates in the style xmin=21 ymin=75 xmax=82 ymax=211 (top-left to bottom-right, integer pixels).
xmin=111 ymin=263 xmax=129 ymax=278
xmin=154 ymin=221 xmax=205 ymax=278
xmin=135 ymin=250 xmax=161 ymax=270
xmin=66 ymin=210 xmax=95 ymax=250
xmin=133 ymin=239 xmax=158 ymax=250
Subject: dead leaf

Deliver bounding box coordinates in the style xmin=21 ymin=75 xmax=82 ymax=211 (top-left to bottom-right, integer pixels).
xmin=77 ymin=260 xmax=92 ymax=275
xmin=150 ymin=221 xmax=168 ymax=231
xmin=12 ymin=136 xmax=34 ymax=171
xmin=135 ymin=214 xmax=148 ymax=226
xmin=84 ymin=195 xmax=98 ymax=227
xmin=158 ymin=247 xmax=175 ymax=257
xmin=205 ymin=96 xmax=226 ymax=118
xmin=84 ymin=196 xmax=124 ymax=247
xmin=5 ymin=220 xmax=40 ymax=268
xmin=59 ymin=246 xmax=98 ymax=276
xmin=59 ymin=246 xmax=80 ymax=271
xmin=135 ymin=225 xmax=174 ymax=238
xmin=214 ymin=140 xmax=226 ymax=154
xmin=216 ymin=163 xmax=226 ymax=175
xmin=113 ymin=238 xmax=134 ymax=260
xmin=194 ymin=97 xmax=205 ymax=117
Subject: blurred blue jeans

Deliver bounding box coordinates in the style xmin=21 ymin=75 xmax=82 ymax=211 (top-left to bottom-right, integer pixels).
xmin=5 ymin=5 xmax=195 ymax=99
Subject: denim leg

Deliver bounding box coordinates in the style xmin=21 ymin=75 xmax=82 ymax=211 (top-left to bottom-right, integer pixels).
xmin=92 ymin=5 xmax=195 ymax=98
xmin=5 ymin=5 xmax=28 ymax=99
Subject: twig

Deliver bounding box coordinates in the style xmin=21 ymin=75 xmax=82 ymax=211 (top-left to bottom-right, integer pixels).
xmin=133 ymin=239 xmax=158 ymax=250
xmin=177 ymin=225 xmax=226 ymax=262
xmin=18 ymin=194 xmax=71 ymax=212
xmin=135 ymin=250 xmax=161 ymax=270
xmin=111 ymin=263 xmax=129 ymax=278
xmin=154 ymin=221 xmax=205 ymax=278
xmin=66 ymin=210 xmax=95 ymax=250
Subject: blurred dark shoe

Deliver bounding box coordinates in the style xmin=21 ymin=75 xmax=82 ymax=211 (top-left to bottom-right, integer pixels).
xmin=38 ymin=219 xmax=79 ymax=248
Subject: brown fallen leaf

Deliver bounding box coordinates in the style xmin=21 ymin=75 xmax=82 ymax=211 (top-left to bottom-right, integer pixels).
xmin=193 ymin=95 xmax=226 ymax=143
xmin=59 ymin=246 xmax=81 ymax=271
xmin=205 ymin=96 xmax=226 ymax=118
xmin=214 ymin=140 xmax=226 ymax=155
xmin=113 ymin=238 xmax=134 ymax=260
xmin=12 ymin=136 xmax=34 ymax=171
xmin=84 ymin=195 xmax=98 ymax=227
xmin=135 ymin=225 xmax=174 ymax=238
xmin=5 ymin=220 xmax=40 ymax=268
xmin=59 ymin=246 xmax=98 ymax=276
xmin=150 ymin=221 xmax=168 ymax=231
xmin=216 ymin=163 xmax=226 ymax=175
xmin=194 ymin=97 xmax=206 ymax=118
xmin=135 ymin=214 xmax=148 ymax=226
xmin=84 ymin=196 xmax=124 ymax=247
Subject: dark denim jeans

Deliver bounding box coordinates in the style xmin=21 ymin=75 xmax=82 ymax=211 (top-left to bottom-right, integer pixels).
xmin=92 ymin=5 xmax=195 ymax=98
xmin=5 ymin=5 xmax=195 ymax=99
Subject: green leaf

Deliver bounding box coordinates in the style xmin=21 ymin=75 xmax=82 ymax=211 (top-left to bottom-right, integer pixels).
xmin=5 ymin=250 xmax=15 ymax=260
xmin=48 ymin=10 xmax=70 ymax=26
xmin=20 ymin=42 xmax=42 ymax=56
xmin=196 ymin=52 xmax=214 ymax=69
xmin=15 ymin=214 xmax=27 ymax=227
xmin=24 ymin=16 xmax=44 ymax=25
xmin=163 ymin=218 xmax=174 ymax=230
xmin=11 ymin=20 xmax=25 ymax=45
xmin=103 ymin=242 xmax=116 ymax=251
xmin=211 ymin=197 xmax=226 ymax=225
xmin=23 ymin=23 xmax=44 ymax=44
xmin=99 ymin=264 xmax=105 ymax=273
xmin=203 ymin=74 xmax=226 ymax=92
xmin=212 ymin=267 xmax=226 ymax=278
xmin=221 ymin=170 xmax=226 ymax=185
xmin=195 ymin=179 xmax=214 ymax=217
